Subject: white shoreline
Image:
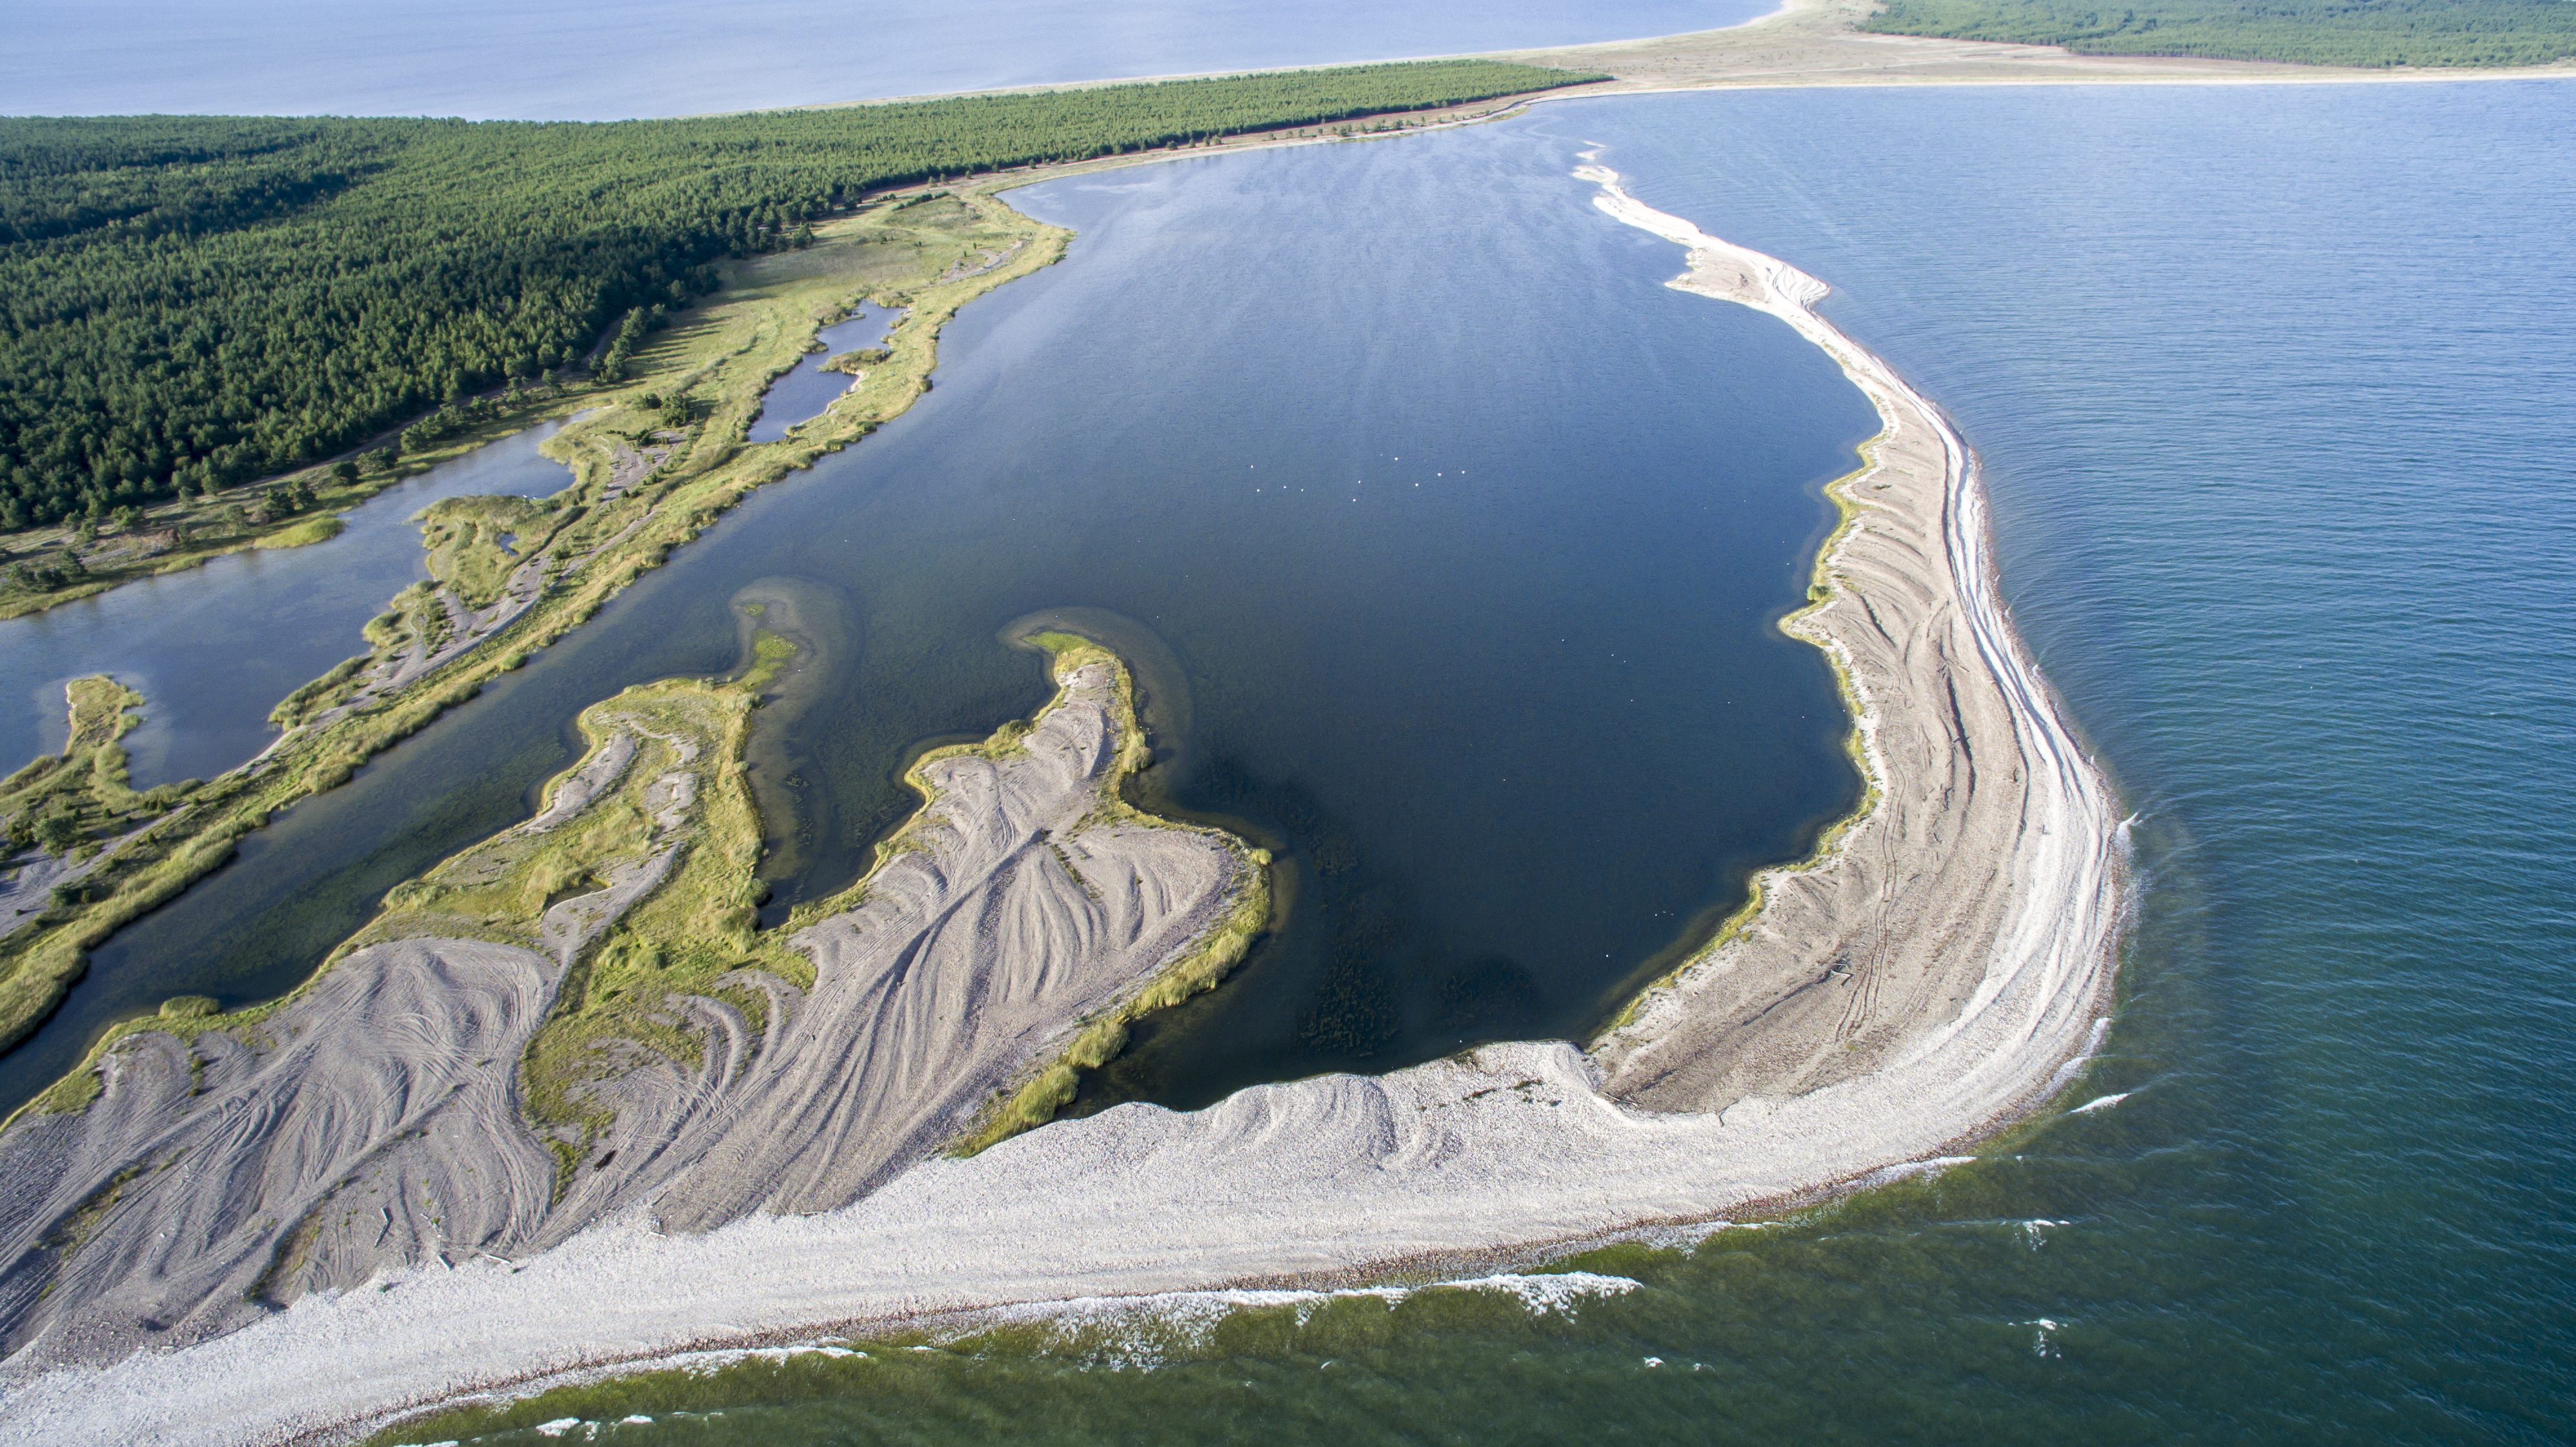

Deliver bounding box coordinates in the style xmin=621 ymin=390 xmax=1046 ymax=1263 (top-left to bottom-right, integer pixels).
xmin=0 ymin=165 xmax=2124 ymax=1446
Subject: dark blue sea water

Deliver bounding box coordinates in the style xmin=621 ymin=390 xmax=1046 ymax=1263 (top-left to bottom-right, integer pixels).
xmin=389 ymin=80 xmax=2576 ymax=1444
xmin=3 ymin=0 xmax=1770 ymax=121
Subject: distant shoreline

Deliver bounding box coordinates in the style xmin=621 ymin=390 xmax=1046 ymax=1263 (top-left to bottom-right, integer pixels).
xmin=802 ymin=0 xmax=2576 ymax=119
xmin=1496 ymin=0 xmax=2576 ymax=94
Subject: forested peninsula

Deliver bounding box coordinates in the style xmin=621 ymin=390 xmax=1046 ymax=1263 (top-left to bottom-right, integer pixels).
xmin=0 ymin=59 xmax=1589 ymax=549
xmin=1863 ymin=0 xmax=2576 ymax=67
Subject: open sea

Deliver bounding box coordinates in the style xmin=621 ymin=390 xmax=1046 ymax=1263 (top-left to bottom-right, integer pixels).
xmin=1 ymin=0 xmax=1769 ymax=121
xmin=369 ymin=80 xmax=2576 ymax=1444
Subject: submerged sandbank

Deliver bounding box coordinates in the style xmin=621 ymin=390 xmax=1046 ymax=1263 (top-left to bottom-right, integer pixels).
xmin=0 ymin=163 xmax=2122 ymax=1444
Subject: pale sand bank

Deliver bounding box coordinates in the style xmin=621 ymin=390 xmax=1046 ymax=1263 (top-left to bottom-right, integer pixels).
xmin=0 ymin=168 xmax=2122 ymax=1444
xmin=0 ymin=657 xmax=1249 ymax=1406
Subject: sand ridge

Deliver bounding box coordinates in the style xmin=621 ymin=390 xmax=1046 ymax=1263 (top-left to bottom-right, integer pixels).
xmin=1502 ymin=0 xmax=2576 ymax=92
xmin=538 ymin=660 xmax=1250 ymax=1236
xmin=0 ymin=167 xmax=2122 ymax=1445
xmin=0 ymin=658 xmax=1251 ymax=1404
xmin=1576 ymin=162 xmax=2126 ymax=1117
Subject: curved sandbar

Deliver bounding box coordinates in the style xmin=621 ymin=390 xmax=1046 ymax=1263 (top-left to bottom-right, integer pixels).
xmin=1577 ymin=161 xmax=2126 ymax=1117
xmin=0 ymin=176 xmax=2122 ymax=1444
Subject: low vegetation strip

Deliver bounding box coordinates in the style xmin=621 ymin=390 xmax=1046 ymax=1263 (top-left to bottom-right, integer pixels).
xmin=1861 ymin=0 xmax=2576 ymax=67
xmin=0 ymin=59 xmax=1597 ymax=539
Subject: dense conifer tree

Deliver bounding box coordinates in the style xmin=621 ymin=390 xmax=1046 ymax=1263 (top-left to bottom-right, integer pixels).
xmin=0 ymin=61 xmax=1587 ymax=532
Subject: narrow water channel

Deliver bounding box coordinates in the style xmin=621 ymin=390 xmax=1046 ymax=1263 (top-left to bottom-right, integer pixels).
xmin=0 ymin=425 xmax=576 ymax=790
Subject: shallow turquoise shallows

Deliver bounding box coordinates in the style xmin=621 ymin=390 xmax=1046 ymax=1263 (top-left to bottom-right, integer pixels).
xmin=387 ymin=81 xmax=2576 ymax=1445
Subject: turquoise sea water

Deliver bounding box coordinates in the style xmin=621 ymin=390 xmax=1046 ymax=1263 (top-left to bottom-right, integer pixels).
xmin=392 ymin=82 xmax=2576 ymax=1444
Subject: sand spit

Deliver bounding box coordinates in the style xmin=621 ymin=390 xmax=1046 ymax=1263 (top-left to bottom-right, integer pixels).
xmin=542 ymin=660 xmax=1248 ymax=1235
xmin=1576 ymin=162 xmax=2126 ymax=1117
xmin=0 ymin=170 xmax=2120 ymax=1444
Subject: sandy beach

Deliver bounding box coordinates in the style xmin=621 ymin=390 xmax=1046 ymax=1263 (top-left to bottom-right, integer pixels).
xmin=0 ymin=158 xmax=2124 ymax=1442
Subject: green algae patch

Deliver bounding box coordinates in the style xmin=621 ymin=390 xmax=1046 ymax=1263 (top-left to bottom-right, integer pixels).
xmin=738 ymin=628 xmax=799 ymax=693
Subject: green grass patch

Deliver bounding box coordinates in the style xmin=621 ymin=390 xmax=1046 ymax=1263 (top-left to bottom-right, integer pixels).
xmin=250 ymin=513 xmax=344 ymax=549
xmin=417 ymin=494 xmax=544 ymax=606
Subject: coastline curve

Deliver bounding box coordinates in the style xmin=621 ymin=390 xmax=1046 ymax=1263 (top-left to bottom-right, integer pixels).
xmin=0 ymin=169 xmax=2126 ymax=1447
xmin=1577 ymin=159 xmax=2127 ymax=1120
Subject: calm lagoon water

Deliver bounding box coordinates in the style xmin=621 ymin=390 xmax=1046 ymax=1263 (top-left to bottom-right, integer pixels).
xmin=3 ymin=0 xmax=1770 ymax=121
xmin=745 ymin=304 xmax=904 ymax=445
xmin=0 ymin=425 xmax=574 ymax=789
xmin=390 ymin=81 xmax=2576 ymax=1444
xmin=0 ymin=116 xmax=1869 ymax=1118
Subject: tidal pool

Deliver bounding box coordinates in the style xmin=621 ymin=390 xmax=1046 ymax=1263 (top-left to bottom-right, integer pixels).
xmin=747 ymin=304 xmax=905 ymax=444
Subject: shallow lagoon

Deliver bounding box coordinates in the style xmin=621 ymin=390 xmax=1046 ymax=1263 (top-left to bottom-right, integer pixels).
xmin=0 ymin=119 xmax=1869 ymax=1117
xmin=0 ymin=425 xmax=574 ymax=790
xmin=0 ymin=48 xmax=2564 ymax=1447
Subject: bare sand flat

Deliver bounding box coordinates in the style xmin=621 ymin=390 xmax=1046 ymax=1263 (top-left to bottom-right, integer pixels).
xmin=0 ymin=165 xmax=2123 ymax=1443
